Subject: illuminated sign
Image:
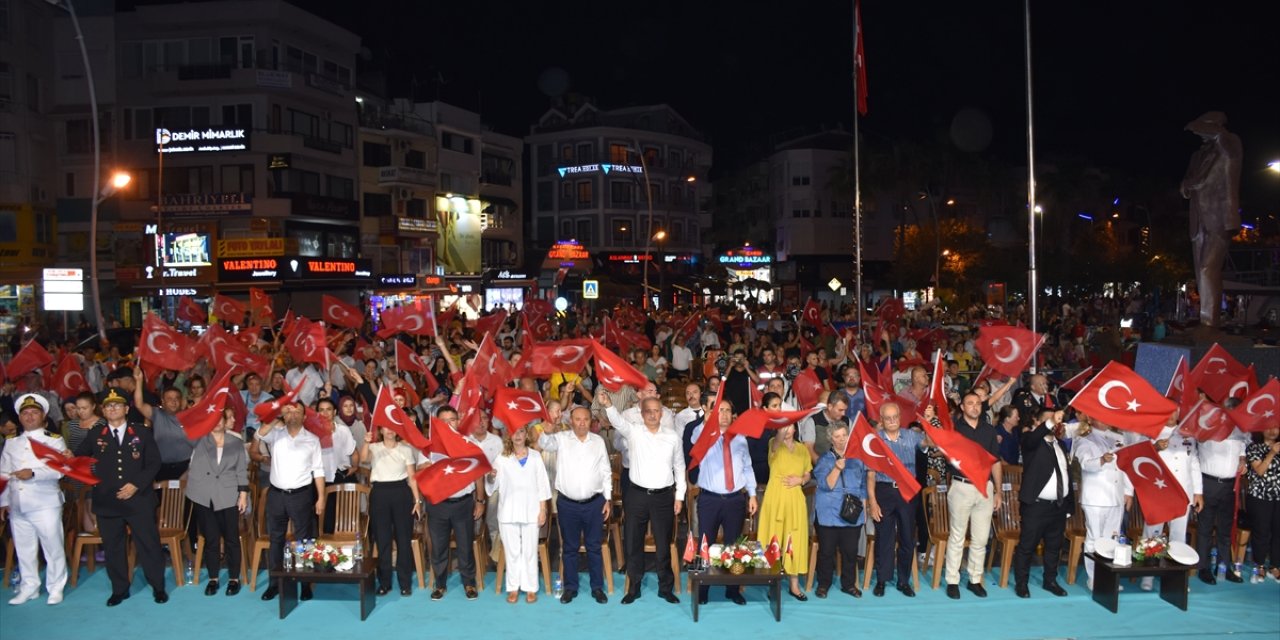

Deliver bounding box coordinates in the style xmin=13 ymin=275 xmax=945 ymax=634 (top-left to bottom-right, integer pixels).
xmin=583 ymin=280 xmax=599 ymax=299
xmin=294 ymin=258 xmax=373 ymax=280
xmin=156 ymin=127 xmax=250 ymax=154
xmin=397 ymin=217 xmax=438 ymax=233
xmin=493 ymin=270 xmax=529 ymax=279
xmin=219 ymin=258 xmax=281 ymax=280
xmin=546 ymin=240 xmax=590 ymax=262
xmin=608 ymin=254 xmax=652 ymax=263
xmin=556 ymin=164 xmax=643 ymax=178
xmin=159 ymin=193 xmax=252 ymax=216
xmin=217 ymin=238 xmax=285 ymax=257
xmin=719 ymin=246 xmax=773 ymax=269
xmin=267 ymin=153 xmax=292 ymax=170
xmin=379 ymin=274 xmax=417 ymax=288
xmin=159 ymin=287 xmax=199 ymax=296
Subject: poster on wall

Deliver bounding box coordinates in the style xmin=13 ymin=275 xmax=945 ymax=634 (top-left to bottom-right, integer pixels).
xmin=435 ymin=196 xmax=483 ymax=274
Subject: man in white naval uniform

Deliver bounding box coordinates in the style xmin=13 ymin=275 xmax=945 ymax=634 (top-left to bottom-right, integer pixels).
xmin=1072 ymin=417 xmax=1131 ymax=590
xmin=0 ymin=394 xmax=69 ymax=605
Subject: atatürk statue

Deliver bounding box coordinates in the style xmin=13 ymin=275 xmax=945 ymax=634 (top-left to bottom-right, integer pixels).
xmin=1181 ymin=111 xmax=1241 ymax=327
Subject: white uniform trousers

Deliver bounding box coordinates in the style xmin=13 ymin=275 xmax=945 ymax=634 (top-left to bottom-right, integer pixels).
xmin=1082 ymin=504 xmax=1123 ymax=584
xmin=499 ymin=521 xmax=541 ymax=594
xmin=1142 ymin=507 xmax=1191 ymax=589
xmin=12 ymin=506 xmax=68 ymax=597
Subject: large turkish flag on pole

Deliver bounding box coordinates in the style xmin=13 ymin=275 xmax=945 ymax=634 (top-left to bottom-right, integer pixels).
xmin=1115 ymin=440 xmax=1190 ymax=525
xmin=1067 ymin=361 xmax=1178 ymax=438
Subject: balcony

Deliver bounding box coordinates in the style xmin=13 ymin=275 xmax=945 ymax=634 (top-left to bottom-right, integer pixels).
xmin=177 ymin=64 xmax=233 ymax=81
xmin=303 ymin=136 xmax=343 ymax=154
xmin=378 ymin=166 xmax=434 ymax=187
xmin=359 ymin=111 xmax=435 ymax=137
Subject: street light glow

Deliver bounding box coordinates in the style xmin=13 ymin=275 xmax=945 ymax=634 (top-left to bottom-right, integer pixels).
xmin=111 ymin=171 xmax=131 ymax=189
xmin=653 ymin=230 xmax=667 ymax=241
xmin=945 ymin=199 xmax=955 ymax=206
xmin=1268 ymin=160 xmax=1280 ymax=173
xmin=1033 ymin=204 xmax=1043 ymax=214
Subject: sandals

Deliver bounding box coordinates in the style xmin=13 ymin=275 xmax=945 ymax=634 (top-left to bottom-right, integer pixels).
xmin=507 ymin=592 xmax=519 ymax=604
xmin=526 ymin=592 xmax=538 ymax=603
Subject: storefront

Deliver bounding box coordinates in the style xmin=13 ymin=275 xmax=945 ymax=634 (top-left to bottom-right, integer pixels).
xmin=483 ymin=269 xmax=536 ymax=311
xmin=719 ymin=244 xmax=774 ymax=306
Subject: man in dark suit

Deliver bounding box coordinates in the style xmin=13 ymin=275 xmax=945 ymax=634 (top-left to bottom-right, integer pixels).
xmin=73 ymin=389 xmax=168 ymax=606
xmin=1012 ymin=408 xmax=1072 ymax=598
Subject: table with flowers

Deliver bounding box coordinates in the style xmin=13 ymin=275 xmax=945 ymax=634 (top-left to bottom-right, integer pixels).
xmin=1087 ymin=536 xmax=1194 ymax=613
xmin=686 ymin=540 xmax=784 ymax=622
xmin=268 ymin=541 xmax=377 ymax=621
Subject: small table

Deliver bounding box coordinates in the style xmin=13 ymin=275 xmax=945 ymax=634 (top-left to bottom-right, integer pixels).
xmin=269 ymin=557 xmax=377 ymax=621
xmin=687 ymin=566 xmax=783 ymax=622
xmin=1086 ymin=552 xmax=1191 ymax=613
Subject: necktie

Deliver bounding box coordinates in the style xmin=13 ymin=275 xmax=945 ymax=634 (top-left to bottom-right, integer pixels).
xmin=1051 ymin=441 xmax=1064 ymax=500
xmin=113 ymin=428 xmax=122 ymax=445
xmin=1044 ymin=394 xmax=1054 ymax=409
xmin=722 ymin=434 xmax=735 ymax=490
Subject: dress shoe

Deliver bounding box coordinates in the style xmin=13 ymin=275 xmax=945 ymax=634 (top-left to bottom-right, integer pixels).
xmin=560 ymin=589 xmax=577 ymax=604
xmin=728 ymin=593 xmax=746 ymax=605
xmin=107 ymin=592 xmax=130 ymax=607
xmin=431 ymin=588 xmax=446 ymax=600
xmin=620 ymin=591 xmax=640 ymax=605
xmin=815 ymin=586 xmax=829 ymax=599
xmin=1224 ymin=571 xmax=1243 ymax=583
xmin=1015 ymin=584 xmax=1030 ymax=598
xmin=658 ymin=591 xmax=679 ymax=604
xmin=153 ymin=590 xmax=169 ymax=604
xmin=260 ymin=585 xmax=279 ymax=601
xmin=205 ymin=580 xmax=220 ymax=596
xmin=400 ymin=588 xmax=412 ymax=596
xmin=1043 ymin=582 xmax=1068 ymax=597
xmin=873 ymin=581 xmax=886 ymax=597
xmin=1198 ymin=570 xmax=1217 ymax=585
xmin=788 ymin=589 xmax=808 ymax=602
xmin=46 ymin=592 xmax=63 ymax=605
xmin=377 ymin=585 xmax=392 ymax=596
xmin=841 ymin=585 xmax=862 ymax=598
xmin=966 ymin=581 xmax=987 ymax=598
xmin=225 ymin=581 xmax=241 ymax=596
xmin=465 ymin=586 xmax=478 ymax=600
xmin=8 ymin=590 xmax=39 ymax=606
xmin=299 ymin=585 xmax=313 ymax=601
xmin=946 ymin=584 xmax=960 ymax=599
xmin=897 ymin=584 xmax=916 ymax=598
xmin=591 ymin=588 xmax=608 ymax=604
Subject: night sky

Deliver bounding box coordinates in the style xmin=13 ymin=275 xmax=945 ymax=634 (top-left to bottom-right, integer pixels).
xmin=143 ymin=0 xmax=1280 ymax=213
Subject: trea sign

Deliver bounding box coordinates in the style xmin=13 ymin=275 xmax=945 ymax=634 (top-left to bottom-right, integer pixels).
xmin=156 ymin=128 xmax=250 ymax=154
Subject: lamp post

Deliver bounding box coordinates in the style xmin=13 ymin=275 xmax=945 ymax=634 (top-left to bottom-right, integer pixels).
xmin=652 ymin=229 xmax=667 ymax=309
xmin=917 ymin=190 xmax=941 ymax=301
xmin=629 ymin=142 xmax=657 ymax=310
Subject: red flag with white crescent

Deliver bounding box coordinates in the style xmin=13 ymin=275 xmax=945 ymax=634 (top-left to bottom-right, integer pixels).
xmin=416 ymin=455 xmax=491 ymax=505
xmin=726 ymin=405 xmax=823 ymax=439
xmin=926 ymin=423 xmax=996 ymax=497
xmin=1067 ymin=361 xmax=1177 ymax=438
xmin=6 ymin=339 xmax=54 ymax=382
xmin=1115 ymin=440 xmax=1191 ymax=525
xmin=176 ymin=296 xmax=207 ymax=325
xmin=1226 ymin=377 xmax=1279 ymax=433
xmin=370 ymin=384 xmax=432 ymax=453
xmin=493 ymin=388 xmax=549 ymax=434
xmin=28 ymin=438 xmax=99 ymax=486
xmin=138 ymin=314 xmax=194 ymax=372
xmin=211 ymin=294 xmax=246 ymax=326
xmin=592 ymin=339 xmax=649 ymax=392
xmin=176 ymin=383 xmax=229 ymax=440
xmin=50 ymin=354 xmax=90 ymax=400
xmin=846 ymin=413 xmax=921 ymax=501
xmin=321 ymin=294 xmax=363 ymax=329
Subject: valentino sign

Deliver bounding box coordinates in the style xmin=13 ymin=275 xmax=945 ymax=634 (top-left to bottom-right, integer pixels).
xmin=156 ymin=127 xmax=250 ymax=154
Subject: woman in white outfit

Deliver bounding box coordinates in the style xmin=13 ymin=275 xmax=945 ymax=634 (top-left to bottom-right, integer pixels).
xmin=1072 ymin=416 xmax=1130 ymax=589
xmin=0 ymin=394 xmax=69 ymax=605
xmin=487 ymin=424 xmax=551 ymax=603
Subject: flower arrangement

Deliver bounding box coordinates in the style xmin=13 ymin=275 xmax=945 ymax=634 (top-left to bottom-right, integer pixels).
xmin=710 ymin=537 xmax=771 ymax=574
xmin=301 ymin=542 xmax=350 ymax=570
xmin=1132 ymin=536 xmax=1169 ymax=563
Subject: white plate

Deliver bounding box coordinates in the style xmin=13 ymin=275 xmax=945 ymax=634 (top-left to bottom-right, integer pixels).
xmin=1168 ymin=541 xmax=1199 ymax=566
xmin=1094 ymin=537 xmax=1117 ymax=559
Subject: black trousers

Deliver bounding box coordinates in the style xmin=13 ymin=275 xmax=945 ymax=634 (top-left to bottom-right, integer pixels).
xmin=425 ymin=495 xmax=476 ymax=588
xmin=370 ymin=481 xmax=415 ymax=590
xmin=1014 ymin=500 xmax=1067 ymax=587
xmin=1247 ymin=495 xmax=1280 ymax=568
xmin=696 ymin=490 xmax=747 ymax=598
xmin=267 ymin=486 xmax=317 ymax=569
xmin=815 ymin=523 xmax=860 ymax=591
xmin=194 ymin=501 xmax=242 ymax=580
xmin=98 ymin=507 xmax=166 ymax=596
xmin=623 ymin=486 xmax=676 ymax=594
xmin=557 ymin=495 xmax=606 ymax=592
xmin=1196 ymin=476 xmax=1236 ymax=572
xmin=873 ymin=483 xmax=917 ymax=584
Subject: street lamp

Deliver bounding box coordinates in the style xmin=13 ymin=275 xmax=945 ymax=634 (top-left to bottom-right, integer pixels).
xmin=917 ymin=190 xmax=941 ymax=298
xmin=1268 ymin=160 xmax=1280 ymax=174
xmin=653 ymin=230 xmax=667 ymax=308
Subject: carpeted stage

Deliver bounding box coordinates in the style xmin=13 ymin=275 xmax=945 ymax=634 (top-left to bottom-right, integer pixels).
xmin=3 ymin=563 xmax=1277 ymax=640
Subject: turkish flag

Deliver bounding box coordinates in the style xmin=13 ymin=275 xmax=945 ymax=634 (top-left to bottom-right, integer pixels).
xmin=285 ymin=318 xmax=327 ymax=366
xmin=522 ymin=309 xmax=554 ymax=342
xmin=280 ymin=309 xmax=299 ymax=336
xmin=453 ymin=374 xmax=487 ymax=437
xmin=1115 ymin=440 xmax=1191 ymax=525
xmin=1067 ymin=361 xmax=1177 ymax=438
xmin=922 ymin=350 xmax=954 ymax=430
xmin=801 ymin=298 xmax=823 ymax=328
xmin=416 ymin=454 xmax=491 ymax=504
xmin=302 ymin=407 xmax=334 ymax=448
xmin=254 ymin=382 xmax=302 ymax=425
xmin=493 ymin=388 xmax=549 ymax=434
xmin=6 ymin=339 xmax=54 ymax=382
xmin=176 ymin=296 xmax=207 ymax=325
xmin=176 ymin=384 xmax=229 ymax=440
xmin=207 ymin=369 xmax=247 ymax=433
xmin=682 ymin=531 xmax=697 ymax=564
xmin=974 ymin=325 xmax=1043 ymax=379
xmin=214 ymin=344 xmax=270 ymax=381
xmin=699 ymin=534 xmax=710 ymax=564
xmin=236 ymin=326 xmax=262 ymax=348
xmin=847 ymin=413 xmax=922 ymax=501
xmin=1165 ymin=356 xmax=1188 ymax=402
xmin=855 ymin=0 xmax=867 ymax=112
xmin=524 ymin=298 xmax=553 ymax=318
xmin=474 ymin=309 xmax=508 ymax=338
xmin=592 ymin=340 xmax=649 ymax=392
xmin=211 ymin=294 xmax=246 ymax=326
xmin=369 ymin=384 xmax=431 ymax=452
xmin=50 ymin=354 xmax=90 ymax=400
xmin=428 ymin=415 xmax=484 ymax=459
xmin=926 ymin=424 xmax=997 ymax=497
xmin=763 ymin=535 xmax=781 ymax=567
xmin=526 ymin=339 xmax=593 ymax=376
xmin=1227 ymin=377 xmax=1280 ymax=433
xmin=727 ymin=406 xmax=823 ymax=439
xmin=196 ymin=324 xmax=233 ymax=363
xmin=28 ymin=439 xmax=99 ymax=486
xmin=248 ymin=287 xmax=275 ymax=325
xmin=395 ymin=340 xmax=431 ymax=376
xmin=1188 ymin=343 xmax=1253 ymax=404
xmin=138 ymin=314 xmax=193 ymax=372
xmin=1176 ymin=398 xmax=1237 ymax=443
xmin=792 ymin=368 xmax=825 ymax=409
xmin=688 ymin=383 xmax=726 ymax=470
xmin=321 ymin=294 xmax=363 ymax=329
xmin=860 ymin=375 xmax=889 ymax=423
xmin=469 ymin=333 xmax=513 ymax=394
xmin=617 ymin=327 xmax=651 ymax=355
xmin=1061 ymin=366 xmax=1094 ymax=393
xmin=377 ymin=302 xmax=435 ymax=338
xmin=876 ymin=297 xmax=904 ymax=321
xmin=674 ymin=310 xmax=703 ymax=344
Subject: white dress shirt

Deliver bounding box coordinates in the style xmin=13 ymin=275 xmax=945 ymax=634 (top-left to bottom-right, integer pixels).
xmin=674 ymin=406 xmax=702 ymax=435
xmin=257 ymin=426 xmax=324 ymax=490
xmin=486 ymin=452 xmax=552 ymax=524
xmin=284 ymin=365 xmax=326 ymax=407
xmin=605 ymin=406 xmax=686 ymax=500
xmin=538 ymin=430 xmax=612 ymax=501
xmin=469 ymin=432 xmax=504 ymax=466
xmin=1074 ymin=429 xmax=1130 ymax=507
xmin=320 ymin=424 xmax=357 ymax=482
xmin=1198 ymin=429 xmax=1249 ymax=480
xmin=1035 ymin=435 xmax=1070 ymax=501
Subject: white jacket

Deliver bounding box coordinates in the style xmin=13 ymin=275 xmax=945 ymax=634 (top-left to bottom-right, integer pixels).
xmin=1074 ymin=429 xmax=1130 ymax=508
xmin=0 ymin=431 xmax=67 ymax=514
xmin=486 ymin=452 xmax=552 ymax=525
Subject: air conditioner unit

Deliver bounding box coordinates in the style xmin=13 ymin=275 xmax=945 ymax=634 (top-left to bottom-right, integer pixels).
xmin=398 ymin=188 xmax=411 ymax=199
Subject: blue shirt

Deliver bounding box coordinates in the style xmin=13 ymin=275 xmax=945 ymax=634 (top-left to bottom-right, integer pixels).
xmin=874 ymin=428 xmax=922 ymax=483
xmin=691 ymin=425 xmax=757 ymax=495
xmin=842 ymin=388 xmax=866 ymax=423
xmin=814 ymin=450 xmax=867 ymax=527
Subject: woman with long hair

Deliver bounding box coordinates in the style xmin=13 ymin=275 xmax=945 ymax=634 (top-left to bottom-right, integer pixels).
xmin=487 ymin=424 xmax=552 ymax=603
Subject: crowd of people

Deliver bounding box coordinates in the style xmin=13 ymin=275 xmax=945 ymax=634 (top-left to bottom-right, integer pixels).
xmin=1 ymin=293 xmax=1277 ymax=613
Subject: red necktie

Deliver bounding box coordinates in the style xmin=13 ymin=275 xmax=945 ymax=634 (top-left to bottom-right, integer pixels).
xmin=722 ymin=434 xmax=735 ymax=490
xmin=1044 ymin=394 xmax=1054 ymax=409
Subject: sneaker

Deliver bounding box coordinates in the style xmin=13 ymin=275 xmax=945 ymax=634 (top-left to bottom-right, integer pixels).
xmin=47 ymin=592 xmax=63 ymax=605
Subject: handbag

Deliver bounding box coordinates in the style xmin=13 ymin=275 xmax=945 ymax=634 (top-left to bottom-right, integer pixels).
xmin=837 ymin=466 xmax=863 ymax=524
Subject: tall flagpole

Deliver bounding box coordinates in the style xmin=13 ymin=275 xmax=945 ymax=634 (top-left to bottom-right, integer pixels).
xmin=852 ymin=0 xmax=864 ymax=338
xmin=1024 ymin=0 xmax=1038 ymax=373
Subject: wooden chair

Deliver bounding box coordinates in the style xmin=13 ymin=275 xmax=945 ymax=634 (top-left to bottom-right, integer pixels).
xmin=923 ymin=485 xmax=968 ymax=589
xmin=988 ymin=473 xmax=1022 ymax=588
xmin=622 ymin=522 xmax=681 ymax=595
xmin=316 ymin=483 xmax=370 ymax=548
xmin=68 ymin=486 xmax=107 ymax=587
xmin=1064 ymin=467 xmax=1087 ymax=585
xmin=494 ymin=524 xmax=553 ymax=594
xmin=153 ymin=478 xmax=191 ymax=587
xmin=246 ymin=487 xmax=287 ymax=592
xmin=409 ymin=514 xmax=431 ymax=590
xmin=193 ymin=530 xmax=249 ymax=585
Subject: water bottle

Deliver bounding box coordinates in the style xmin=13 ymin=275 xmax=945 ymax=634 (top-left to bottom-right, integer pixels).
xmin=184 ymin=558 xmax=195 ymax=584
xmin=1252 ymin=566 xmax=1265 ymax=584
xmin=1232 ymin=562 xmax=1242 ymax=578
xmin=353 ymin=533 xmax=363 ymax=562
xmin=553 ymin=578 xmax=563 ymax=599
xmin=1209 ymin=548 xmax=1218 ymax=575
xmin=283 ymin=543 xmax=294 ymax=570
xmin=1117 ymin=533 xmax=1128 ymax=546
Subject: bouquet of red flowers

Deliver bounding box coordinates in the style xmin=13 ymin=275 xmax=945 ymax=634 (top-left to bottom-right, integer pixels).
xmin=1132 ymin=536 xmax=1168 ymax=562
xmin=709 ymin=537 xmax=771 ymax=574
xmin=302 ymin=542 xmax=350 ymax=570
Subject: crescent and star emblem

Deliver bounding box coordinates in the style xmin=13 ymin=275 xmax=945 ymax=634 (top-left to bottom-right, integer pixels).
xmin=1098 ymin=380 xmax=1140 ymax=412
xmin=1132 ymin=456 xmax=1167 ymax=489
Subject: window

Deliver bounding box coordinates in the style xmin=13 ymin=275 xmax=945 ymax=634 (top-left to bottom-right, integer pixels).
xmin=648 ymin=183 xmax=662 ymax=204
xmin=65 ymin=172 xmax=75 ymax=197
xmin=537 ymin=217 xmax=554 ymax=243
xmin=536 ymin=144 xmax=552 ymax=176
xmin=612 ymin=219 xmax=633 ymax=245
xmin=560 ymin=219 xmax=573 ymax=240
xmin=65 ymin=119 xmax=93 ymax=154
xmin=270 ymin=104 xmax=282 ymax=133
xmin=575 ymin=219 xmax=592 ymax=244
xmin=221 ymin=164 xmax=254 ymax=195
xmin=440 ymin=131 xmax=474 ymax=154
xmin=576 ymin=180 xmax=592 ymax=205
xmin=363 ymin=141 xmax=391 ymax=167
xmin=668 ymin=149 xmax=682 ymax=169
xmin=609 ymin=143 xmax=628 ymax=164
xmin=670 ymin=184 xmax=683 ymax=205
xmin=643 ymin=147 xmax=659 ymax=168
xmin=610 ymin=181 xmax=631 ymax=205
xmin=363 ymin=192 xmax=391 ymax=216
xmin=298 ymin=170 xmax=321 ymax=195
xmin=813 ymin=204 xmax=822 ymax=218
xmin=559 ymin=181 xmax=572 ymax=202
xmin=25 ymin=73 xmax=37 ymax=111
xmin=154 ymin=106 xmax=191 ymax=129
xmin=0 ymin=63 xmax=11 ymax=107
xmin=222 ymin=104 xmax=252 ymax=128
xmin=288 ymin=108 xmax=319 ymax=138
xmin=793 ymin=209 xmax=811 ymax=218
xmin=440 ymin=173 xmax=452 ymax=192
xmin=405 ymin=149 xmax=425 ymax=169
xmin=536 ymin=182 xmax=552 ymax=209
xmin=330 ymin=121 xmax=353 ymax=148
xmin=406 ymin=198 xmax=426 ymax=217
xmin=791 ymin=175 xmax=810 ymax=186
xmin=191 ymin=106 xmax=211 ymax=128
xmin=576 ymin=143 xmax=593 ymax=163
xmin=671 ymin=221 xmax=684 ymax=243
xmin=326 ymin=175 xmax=353 ymax=201
xmin=560 ymin=144 xmax=573 ymax=161
xmin=0 ymin=211 xmax=14 ymax=242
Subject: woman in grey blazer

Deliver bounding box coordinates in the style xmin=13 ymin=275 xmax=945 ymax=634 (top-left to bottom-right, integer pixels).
xmin=186 ymin=408 xmax=250 ymax=596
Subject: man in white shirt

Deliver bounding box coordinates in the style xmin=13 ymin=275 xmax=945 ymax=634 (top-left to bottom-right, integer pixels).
xmin=284 ymin=362 xmax=326 ymax=407
xmin=673 ymin=383 xmax=703 ymax=435
xmin=469 ymin=412 xmax=504 ymax=564
xmin=670 ymin=341 xmax=693 ymax=380
xmin=0 ymin=394 xmax=69 ymax=605
xmin=255 ymin=400 xmax=325 ymax=602
xmin=1012 ymin=409 xmax=1073 ymax=598
xmin=1073 ymin=417 xmax=1130 ymax=590
xmin=539 ymin=407 xmax=612 ymax=604
xmin=601 ymin=391 xmax=685 ymax=605
xmin=1195 ymin=398 xmax=1249 ymax=584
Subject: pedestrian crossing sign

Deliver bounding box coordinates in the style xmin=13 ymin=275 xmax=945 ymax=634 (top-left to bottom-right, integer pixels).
xmin=583 ymin=280 xmax=599 ymax=299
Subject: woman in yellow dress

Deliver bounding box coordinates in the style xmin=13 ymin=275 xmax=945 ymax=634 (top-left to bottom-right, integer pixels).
xmin=757 ymin=392 xmax=813 ymax=600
